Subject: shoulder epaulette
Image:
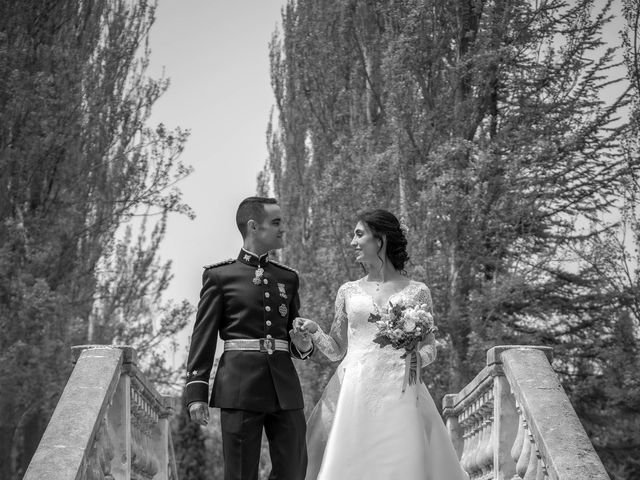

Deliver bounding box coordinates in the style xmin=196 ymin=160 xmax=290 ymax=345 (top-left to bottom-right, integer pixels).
xmin=203 ymin=259 xmax=235 ymax=269
xmin=270 ymin=259 xmax=299 ymax=275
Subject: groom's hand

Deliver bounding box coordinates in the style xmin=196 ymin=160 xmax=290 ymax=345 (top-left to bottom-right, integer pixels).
xmin=188 ymin=401 xmax=210 ymax=426
xmin=289 ymin=327 xmax=312 ymax=353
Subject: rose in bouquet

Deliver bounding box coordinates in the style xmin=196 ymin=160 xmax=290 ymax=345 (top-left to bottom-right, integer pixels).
xmin=368 ymin=302 xmax=436 ymax=392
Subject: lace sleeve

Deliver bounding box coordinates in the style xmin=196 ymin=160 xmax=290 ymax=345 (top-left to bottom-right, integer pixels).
xmin=416 ymin=283 xmax=437 ymax=367
xmin=311 ymin=283 xmax=348 ymax=362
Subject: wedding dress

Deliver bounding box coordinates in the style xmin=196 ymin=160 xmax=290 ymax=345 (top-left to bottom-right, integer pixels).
xmin=306 ymin=279 xmax=469 ymax=480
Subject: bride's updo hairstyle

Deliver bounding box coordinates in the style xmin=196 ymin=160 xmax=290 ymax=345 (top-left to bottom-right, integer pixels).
xmin=357 ymin=209 xmax=409 ymax=272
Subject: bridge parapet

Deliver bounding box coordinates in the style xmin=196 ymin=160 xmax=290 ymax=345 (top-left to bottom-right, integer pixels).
xmin=443 ymin=345 xmax=610 ymax=480
xmin=24 ymin=345 xmax=178 ymax=480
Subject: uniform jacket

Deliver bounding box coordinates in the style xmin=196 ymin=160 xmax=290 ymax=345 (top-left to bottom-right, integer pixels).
xmin=185 ymin=248 xmax=311 ymax=412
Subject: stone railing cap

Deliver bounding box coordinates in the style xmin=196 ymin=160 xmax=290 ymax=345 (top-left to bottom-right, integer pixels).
xmin=487 ymin=345 xmax=553 ymax=366
xmin=71 ymin=345 xmax=137 ymax=365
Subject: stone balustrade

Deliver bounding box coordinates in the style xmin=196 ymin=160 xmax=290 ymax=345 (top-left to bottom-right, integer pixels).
xmin=23 ymin=345 xmax=178 ymax=480
xmin=443 ymin=345 xmax=610 ymax=480
xmin=22 ymin=343 xmax=613 ymax=479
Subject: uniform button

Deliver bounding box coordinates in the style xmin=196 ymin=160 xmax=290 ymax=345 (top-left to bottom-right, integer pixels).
xmin=265 ymin=306 xmax=271 ymax=312
xmin=263 ymin=279 xmax=269 ymax=285
xmin=265 ymin=292 xmax=270 ymax=298
xmin=266 ymin=334 xmax=272 ymax=339
xmin=266 ymin=320 xmax=272 ymax=326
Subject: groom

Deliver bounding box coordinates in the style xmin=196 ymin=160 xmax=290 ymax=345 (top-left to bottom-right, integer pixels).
xmin=185 ymin=196 xmax=313 ymax=480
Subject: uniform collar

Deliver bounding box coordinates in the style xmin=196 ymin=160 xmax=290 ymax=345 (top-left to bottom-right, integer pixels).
xmin=238 ymin=248 xmax=270 ymax=268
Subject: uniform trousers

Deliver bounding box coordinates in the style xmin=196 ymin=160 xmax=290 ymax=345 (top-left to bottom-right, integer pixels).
xmin=220 ymin=407 xmax=307 ymax=480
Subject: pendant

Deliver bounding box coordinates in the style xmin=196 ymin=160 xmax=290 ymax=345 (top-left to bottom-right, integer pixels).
xmin=252 ymin=267 xmax=264 ymax=285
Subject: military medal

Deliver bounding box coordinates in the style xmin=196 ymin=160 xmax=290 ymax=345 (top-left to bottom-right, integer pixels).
xmin=279 ymin=304 xmax=288 ymax=317
xmin=252 ymin=267 xmax=264 ymax=285
xmin=278 ymin=283 xmax=287 ymax=299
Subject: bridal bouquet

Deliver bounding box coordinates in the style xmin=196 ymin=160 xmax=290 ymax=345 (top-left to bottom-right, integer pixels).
xmin=368 ymin=302 xmax=436 ymax=392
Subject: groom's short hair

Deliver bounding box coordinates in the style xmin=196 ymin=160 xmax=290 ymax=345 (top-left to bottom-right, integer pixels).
xmin=236 ymin=196 xmax=278 ymax=238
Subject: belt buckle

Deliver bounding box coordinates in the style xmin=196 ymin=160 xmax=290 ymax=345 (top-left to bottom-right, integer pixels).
xmin=260 ymin=338 xmax=275 ymax=355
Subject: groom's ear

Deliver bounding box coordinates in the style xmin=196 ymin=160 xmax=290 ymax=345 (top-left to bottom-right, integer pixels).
xmin=247 ymin=219 xmax=257 ymax=233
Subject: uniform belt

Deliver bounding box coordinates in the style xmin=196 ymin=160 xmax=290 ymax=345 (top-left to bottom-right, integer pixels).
xmin=224 ymin=338 xmax=289 ymax=354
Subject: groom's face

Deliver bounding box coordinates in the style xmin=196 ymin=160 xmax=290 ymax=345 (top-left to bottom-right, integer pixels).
xmin=253 ymin=203 xmax=285 ymax=251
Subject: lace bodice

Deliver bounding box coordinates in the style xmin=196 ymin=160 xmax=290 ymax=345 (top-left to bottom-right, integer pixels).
xmin=311 ymin=279 xmax=437 ymax=367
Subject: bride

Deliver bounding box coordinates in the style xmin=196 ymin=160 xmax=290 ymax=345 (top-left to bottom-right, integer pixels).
xmin=295 ymin=209 xmax=469 ymax=480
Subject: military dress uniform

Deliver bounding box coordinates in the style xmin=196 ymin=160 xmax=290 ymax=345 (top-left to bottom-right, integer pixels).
xmin=185 ymin=248 xmax=312 ymax=480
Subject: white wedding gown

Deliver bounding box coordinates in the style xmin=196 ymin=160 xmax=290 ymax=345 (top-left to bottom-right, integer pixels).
xmin=306 ymin=279 xmax=469 ymax=480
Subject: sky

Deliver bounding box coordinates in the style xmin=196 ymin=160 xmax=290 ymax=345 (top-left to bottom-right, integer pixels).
xmin=147 ymin=1 xmax=288 ymax=365
xmin=146 ymin=0 xmax=629 ymax=368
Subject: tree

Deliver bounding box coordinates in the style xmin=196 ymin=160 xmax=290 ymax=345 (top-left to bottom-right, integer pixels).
xmin=0 ymin=1 xmax=191 ymax=478
xmin=264 ymin=0 xmax=640 ymax=476
xmin=90 ymin=213 xmax=194 ymax=389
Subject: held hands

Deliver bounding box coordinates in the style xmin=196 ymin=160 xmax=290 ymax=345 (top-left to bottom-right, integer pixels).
xmin=289 ymin=317 xmax=318 ymax=353
xmin=294 ymin=317 xmax=319 ymax=334
xmin=188 ymin=401 xmax=209 ymax=426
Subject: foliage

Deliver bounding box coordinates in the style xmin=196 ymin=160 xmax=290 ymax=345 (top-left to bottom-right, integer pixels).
xmin=0 ymin=1 xmax=192 ymax=478
xmin=91 ymin=213 xmax=193 ymax=389
xmin=265 ymin=0 xmax=640 ymax=476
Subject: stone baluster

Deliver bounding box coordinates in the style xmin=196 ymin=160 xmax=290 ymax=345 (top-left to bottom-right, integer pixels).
xmin=464 ymin=403 xmax=478 ymax=477
xmin=473 ymin=406 xmax=488 ymax=479
xmin=535 ymin=456 xmax=548 ymax=480
xmin=515 ymin=414 xmax=531 ymax=478
xmin=130 ymin=386 xmax=161 ymax=479
xmin=509 ymin=398 xmax=551 ymax=480
xmin=472 ymin=400 xmax=486 ymax=478
xmin=510 ymin=403 xmax=525 ymax=480
xmin=474 ymin=390 xmax=495 ymax=479
xmin=523 ymin=423 xmax=538 ymax=480
xmin=466 ymin=403 xmax=482 ymax=477
xmin=84 ymin=417 xmax=116 ymax=479
xmin=477 ymin=390 xmax=495 ymax=477
xmin=458 ymin=406 xmax=472 ymax=475
xmin=461 ymin=401 xmax=480 ymax=477
xmin=457 ymin=385 xmax=497 ymax=480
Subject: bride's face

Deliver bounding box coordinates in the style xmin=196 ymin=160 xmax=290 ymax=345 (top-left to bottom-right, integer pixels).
xmin=351 ymin=221 xmax=383 ymax=265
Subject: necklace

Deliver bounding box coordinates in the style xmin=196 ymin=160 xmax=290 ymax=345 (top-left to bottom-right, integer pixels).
xmin=369 ymin=276 xmax=407 ymax=292
xmin=367 ymin=277 xmax=382 ymax=291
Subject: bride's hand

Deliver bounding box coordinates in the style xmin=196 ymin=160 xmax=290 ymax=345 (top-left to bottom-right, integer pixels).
xmin=295 ymin=317 xmax=319 ymax=334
